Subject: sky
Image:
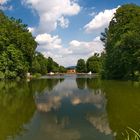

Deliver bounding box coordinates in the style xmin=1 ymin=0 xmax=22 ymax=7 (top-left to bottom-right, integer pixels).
xmin=0 ymin=0 xmax=140 ymax=67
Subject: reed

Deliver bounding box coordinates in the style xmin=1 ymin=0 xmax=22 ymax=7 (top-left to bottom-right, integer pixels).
xmin=123 ymin=127 xmax=140 ymax=140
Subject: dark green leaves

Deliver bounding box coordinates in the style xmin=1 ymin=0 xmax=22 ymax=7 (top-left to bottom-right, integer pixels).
xmin=101 ymin=4 xmax=140 ymax=80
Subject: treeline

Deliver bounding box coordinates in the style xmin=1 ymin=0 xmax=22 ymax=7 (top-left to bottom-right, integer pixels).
xmin=77 ymin=4 xmax=140 ymax=80
xmin=31 ymin=52 xmax=66 ymax=75
xmin=0 ymin=11 xmax=66 ymax=79
xmin=76 ymin=53 xmax=104 ymax=74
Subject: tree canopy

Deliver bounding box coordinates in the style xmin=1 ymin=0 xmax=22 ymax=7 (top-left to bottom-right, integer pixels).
xmin=0 ymin=11 xmax=66 ymax=79
xmin=86 ymin=53 xmax=102 ymax=73
xmin=0 ymin=11 xmax=37 ymax=79
xmin=101 ymin=4 xmax=140 ymax=80
xmin=76 ymin=59 xmax=86 ymax=73
xmin=76 ymin=54 xmax=103 ymax=74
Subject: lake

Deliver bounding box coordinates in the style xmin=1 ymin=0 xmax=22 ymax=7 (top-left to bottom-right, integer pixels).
xmin=0 ymin=74 xmax=140 ymax=140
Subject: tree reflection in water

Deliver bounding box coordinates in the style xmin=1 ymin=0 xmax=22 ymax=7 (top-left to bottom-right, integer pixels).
xmin=0 ymin=77 xmax=140 ymax=140
xmin=0 ymin=81 xmax=35 ymax=140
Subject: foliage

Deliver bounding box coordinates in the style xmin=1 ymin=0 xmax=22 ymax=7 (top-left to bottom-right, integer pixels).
xmin=101 ymin=4 xmax=140 ymax=80
xmin=31 ymin=52 xmax=48 ymax=75
xmin=0 ymin=71 xmax=4 ymax=79
xmin=75 ymin=53 xmax=104 ymax=74
xmin=59 ymin=66 xmax=67 ymax=73
xmin=47 ymin=57 xmax=60 ymax=73
xmin=31 ymin=54 xmax=65 ymax=74
xmin=76 ymin=59 xmax=86 ymax=73
xmin=0 ymin=11 xmax=65 ymax=79
xmin=123 ymin=127 xmax=140 ymax=140
xmin=86 ymin=53 xmax=102 ymax=73
xmin=0 ymin=11 xmax=37 ymax=79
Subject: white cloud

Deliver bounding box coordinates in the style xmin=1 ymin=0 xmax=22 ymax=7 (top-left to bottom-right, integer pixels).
xmin=0 ymin=0 xmax=12 ymax=10
xmin=58 ymin=17 xmax=69 ymax=28
xmin=89 ymin=11 xmax=96 ymax=17
xmin=35 ymin=33 xmax=62 ymax=48
xmin=0 ymin=0 xmax=9 ymax=4
xmin=87 ymin=114 xmax=112 ymax=135
xmin=84 ymin=6 xmax=119 ymax=33
xmin=68 ymin=36 xmax=104 ymax=56
xmin=35 ymin=33 xmax=104 ymax=66
xmin=28 ymin=27 xmax=35 ymax=34
xmin=0 ymin=5 xmax=12 ymax=10
xmin=22 ymin=0 xmax=81 ymax=33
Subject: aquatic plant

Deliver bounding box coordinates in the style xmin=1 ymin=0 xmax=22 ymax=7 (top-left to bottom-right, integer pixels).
xmin=123 ymin=127 xmax=140 ymax=140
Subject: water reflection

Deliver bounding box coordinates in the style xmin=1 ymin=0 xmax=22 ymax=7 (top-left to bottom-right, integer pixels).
xmin=30 ymin=78 xmax=63 ymax=93
xmin=32 ymin=78 xmax=111 ymax=140
xmin=103 ymin=81 xmax=140 ymax=140
xmin=76 ymin=78 xmax=86 ymax=89
xmin=0 ymin=81 xmax=35 ymax=140
xmin=87 ymin=113 xmax=112 ymax=135
xmin=0 ymin=77 xmax=140 ymax=140
xmin=35 ymin=78 xmax=106 ymax=112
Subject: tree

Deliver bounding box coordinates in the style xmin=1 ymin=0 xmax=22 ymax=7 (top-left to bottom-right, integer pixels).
xmin=31 ymin=52 xmax=48 ymax=75
xmin=86 ymin=53 xmax=102 ymax=73
xmin=76 ymin=59 xmax=86 ymax=73
xmin=101 ymin=4 xmax=140 ymax=80
xmin=0 ymin=11 xmax=37 ymax=79
xmin=47 ymin=57 xmax=60 ymax=73
xmin=59 ymin=66 xmax=66 ymax=73
xmin=52 ymin=61 xmax=59 ymax=73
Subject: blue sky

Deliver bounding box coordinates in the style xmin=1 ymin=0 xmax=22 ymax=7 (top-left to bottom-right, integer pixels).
xmin=1 ymin=0 xmax=140 ymax=66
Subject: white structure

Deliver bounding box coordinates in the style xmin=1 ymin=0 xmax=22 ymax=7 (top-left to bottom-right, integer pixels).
xmin=88 ymin=71 xmax=92 ymax=75
xmin=49 ymin=72 xmax=55 ymax=75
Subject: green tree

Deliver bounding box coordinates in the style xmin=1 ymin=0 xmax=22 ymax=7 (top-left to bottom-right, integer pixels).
xmin=86 ymin=53 xmax=102 ymax=73
xmin=31 ymin=52 xmax=48 ymax=75
xmin=47 ymin=57 xmax=54 ymax=73
xmin=52 ymin=61 xmax=59 ymax=73
xmin=59 ymin=66 xmax=66 ymax=73
xmin=0 ymin=11 xmax=37 ymax=79
xmin=47 ymin=57 xmax=60 ymax=73
xmin=101 ymin=4 xmax=140 ymax=80
xmin=76 ymin=59 xmax=86 ymax=73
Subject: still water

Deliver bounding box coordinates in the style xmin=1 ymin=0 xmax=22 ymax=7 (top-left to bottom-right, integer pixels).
xmin=0 ymin=74 xmax=140 ymax=140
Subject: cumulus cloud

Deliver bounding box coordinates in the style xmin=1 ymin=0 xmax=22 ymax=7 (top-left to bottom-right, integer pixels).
xmin=0 ymin=0 xmax=12 ymax=10
xmin=58 ymin=17 xmax=69 ymax=28
xmin=22 ymin=0 xmax=81 ymax=33
xmin=89 ymin=11 xmax=96 ymax=17
xmin=28 ymin=27 xmax=35 ymax=34
xmin=35 ymin=33 xmax=104 ymax=66
xmin=69 ymin=36 xmax=104 ymax=56
xmin=0 ymin=0 xmax=9 ymax=4
xmin=84 ymin=6 xmax=119 ymax=33
xmin=35 ymin=33 xmax=63 ymax=49
xmin=87 ymin=114 xmax=112 ymax=135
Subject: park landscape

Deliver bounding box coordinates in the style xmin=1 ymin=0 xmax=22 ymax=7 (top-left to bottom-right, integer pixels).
xmin=0 ymin=0 xmax=140 ymax=140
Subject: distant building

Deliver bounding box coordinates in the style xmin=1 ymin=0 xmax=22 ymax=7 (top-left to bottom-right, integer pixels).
xmin=67 ymin=69 xmax=76 ymax=74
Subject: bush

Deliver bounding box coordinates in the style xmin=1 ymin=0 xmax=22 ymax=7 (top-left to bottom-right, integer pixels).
xmin=0 ymin=71 xmax=4 ymax=79
xmin=32 ymin=73 xmax=42 ymax=78
xmin=5 ymin=71 xmax=17 ymax=79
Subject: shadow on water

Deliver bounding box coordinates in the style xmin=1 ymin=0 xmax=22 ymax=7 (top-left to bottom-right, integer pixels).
xmin=0 ymin=77 xmax=140 ymax=140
